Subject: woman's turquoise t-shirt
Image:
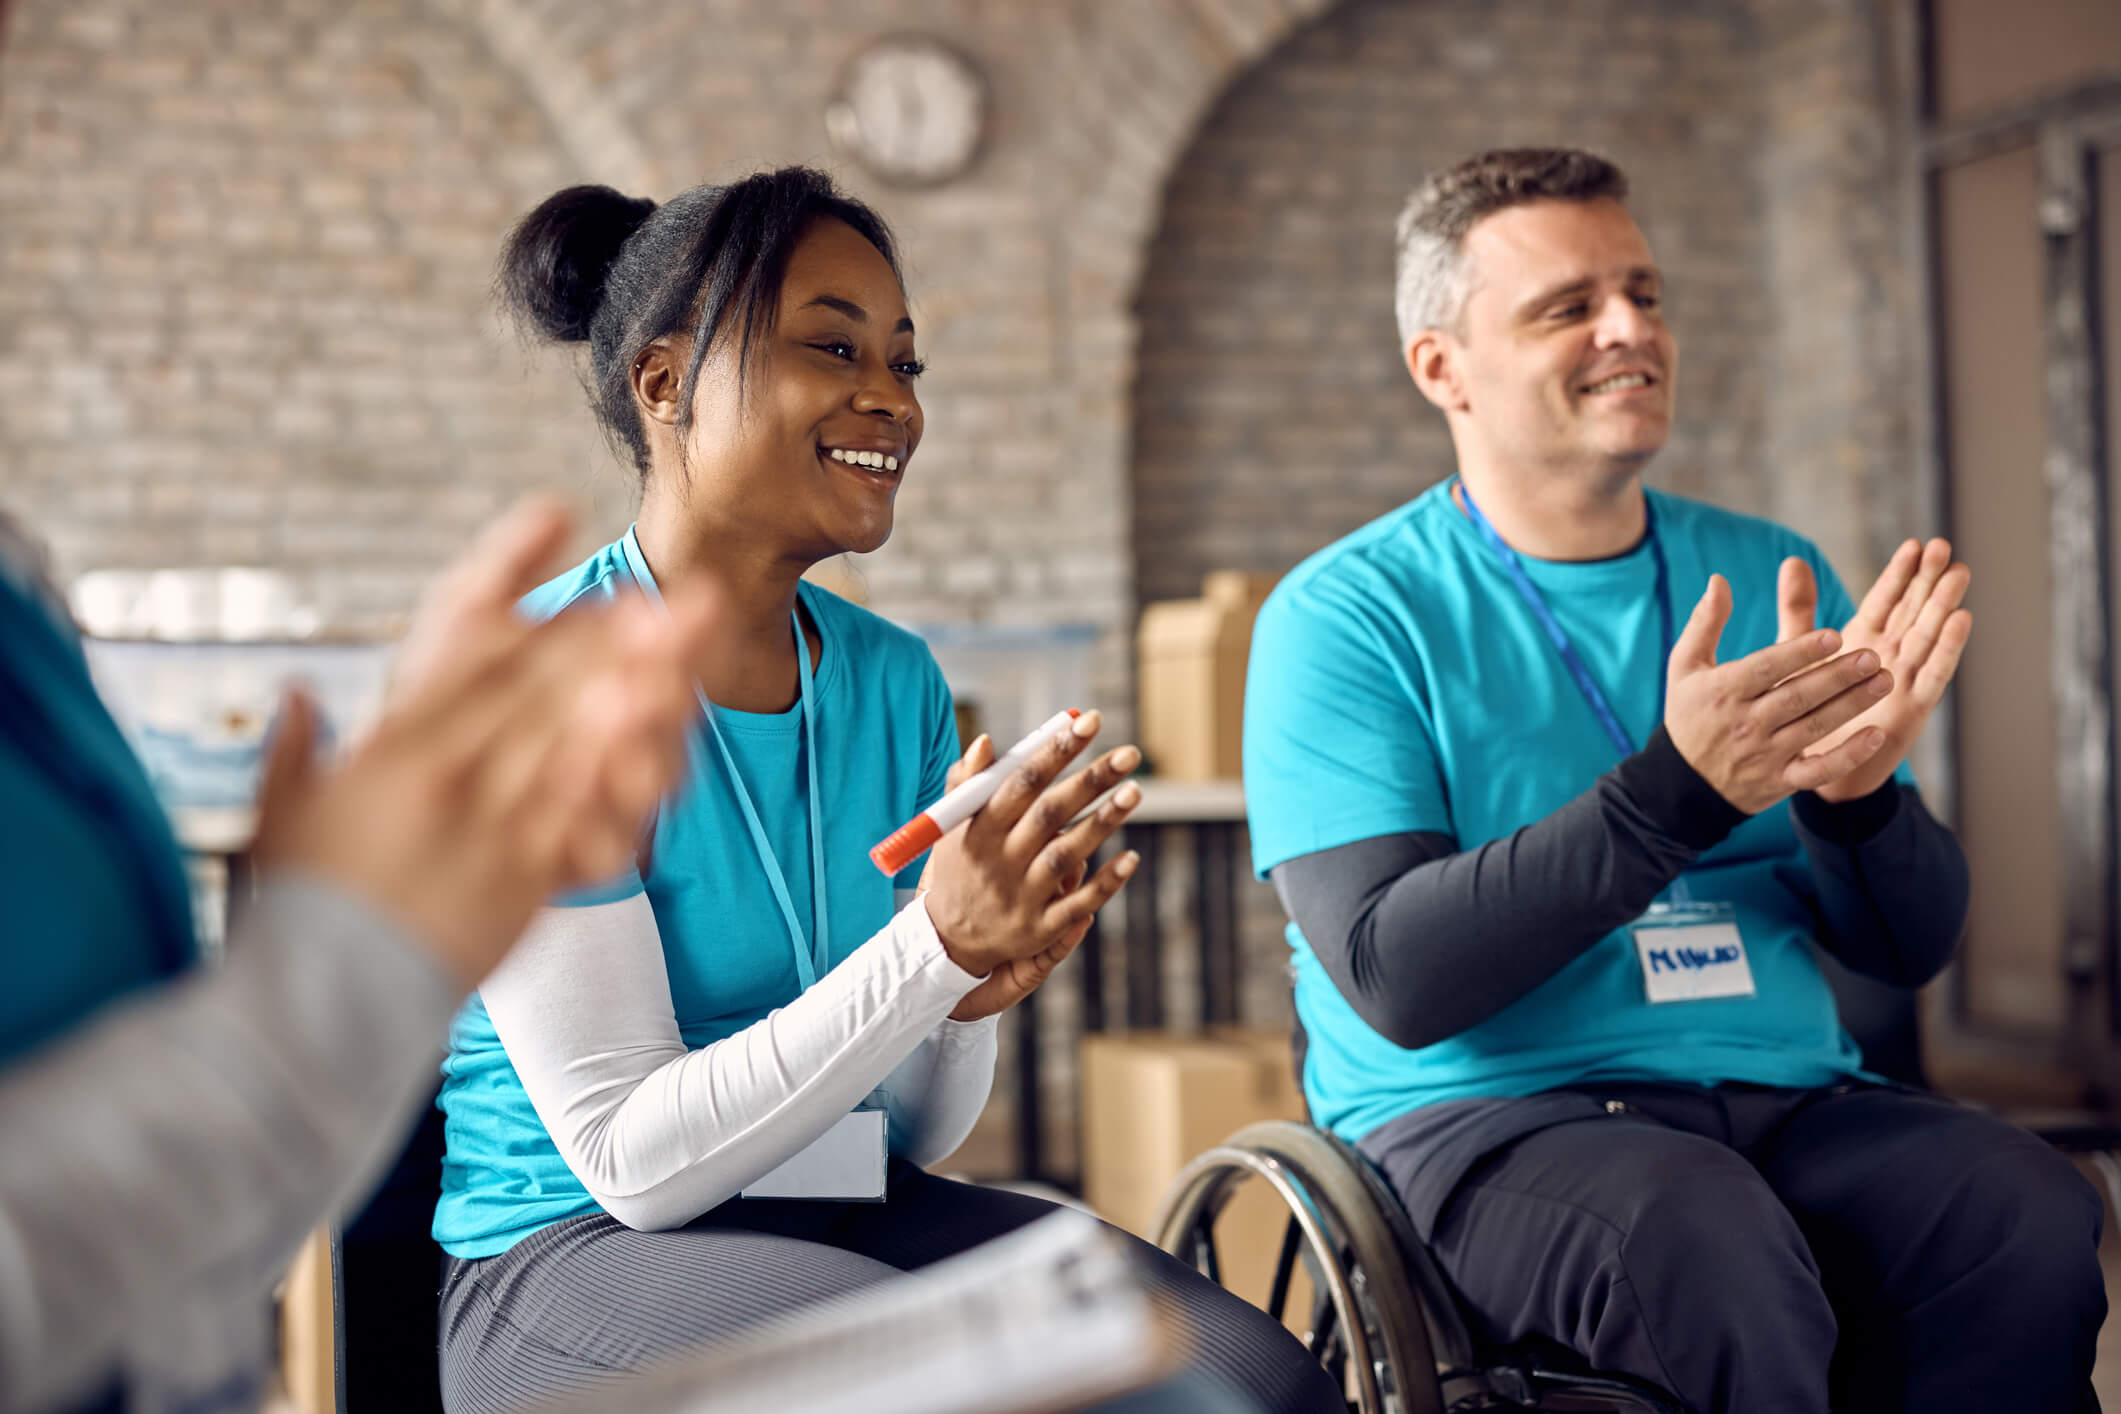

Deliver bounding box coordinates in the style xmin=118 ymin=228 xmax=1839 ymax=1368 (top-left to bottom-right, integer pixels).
xmin=1244 ymin=484 xmax=1904 ymax=1143
xmin=434 ymin=536 xmax=959 ymax=1258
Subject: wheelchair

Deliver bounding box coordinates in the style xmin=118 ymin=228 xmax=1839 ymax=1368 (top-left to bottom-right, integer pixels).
xmin=1153 ymin=1118 xmax=1683 ymax=1414
xmin=1151 ymin=954 xmax=2121 ymax=1413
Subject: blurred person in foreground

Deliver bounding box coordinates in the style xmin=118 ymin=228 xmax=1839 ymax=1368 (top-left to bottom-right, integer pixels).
xmin=1244 ymin=147 xmax=2104 ymax=1413
xmin=0 ymin=496 xmax=716 ymax=1413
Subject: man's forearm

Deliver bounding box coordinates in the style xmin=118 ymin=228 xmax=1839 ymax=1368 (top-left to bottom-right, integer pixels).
xmin=0 ymin=876 xmax=462 ymax=1413
xmin=1273 ymin=726 xmax=1743 ymax=1049
xmin=1792 ymin=785 xmax=1968 ymax=986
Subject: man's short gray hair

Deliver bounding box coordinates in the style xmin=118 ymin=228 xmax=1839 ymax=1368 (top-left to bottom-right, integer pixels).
xmin=1392 ymin=148 xmax=1630 ymax=349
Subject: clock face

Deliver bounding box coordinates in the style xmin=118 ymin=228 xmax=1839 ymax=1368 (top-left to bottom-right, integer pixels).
xmin=826 ymin=36 xmax=987 ymax=188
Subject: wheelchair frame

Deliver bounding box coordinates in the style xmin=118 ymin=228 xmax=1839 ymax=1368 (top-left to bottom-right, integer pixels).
xmin=1153 ymin=1120 xmax=1685 ymax=1414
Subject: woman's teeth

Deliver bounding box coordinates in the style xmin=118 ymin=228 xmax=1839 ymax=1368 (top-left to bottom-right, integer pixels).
xmin=827 ymin=448 xmax=899 ymax=472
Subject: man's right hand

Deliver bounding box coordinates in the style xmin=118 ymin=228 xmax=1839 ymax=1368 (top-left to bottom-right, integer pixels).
xmin=1664 ymin=574 xmax=1893 ymax=815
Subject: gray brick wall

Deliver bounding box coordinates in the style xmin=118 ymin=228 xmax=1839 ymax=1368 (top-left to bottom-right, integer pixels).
xmin=0 ymin=0 xmax=1919 ymax=1176
xmin=0 ymin=0 xmax=621 ymax=635
xmin=1132 ymin=0 xmax=1774 ymax=608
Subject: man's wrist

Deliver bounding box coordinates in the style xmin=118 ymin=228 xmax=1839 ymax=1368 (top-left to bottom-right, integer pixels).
xmin=1615 ymin=726 xmax=1749 ymax=851
xmin=1793 ymin=777 xmax=1902 ymax=845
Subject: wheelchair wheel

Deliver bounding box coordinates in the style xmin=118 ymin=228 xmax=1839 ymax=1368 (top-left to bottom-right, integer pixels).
xmin=1153 ymin=1121 xmax=1688 ymax=1414
xmin=1154 ymin=1120 xmax=1444 ymax=1414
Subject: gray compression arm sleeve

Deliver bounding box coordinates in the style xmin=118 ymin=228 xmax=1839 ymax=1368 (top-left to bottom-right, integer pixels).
xmin=1271 ymin=728 xmax=1973 ymax=1049
xmin=1271 ymin=725 xmax=1743 ymax=1050
xmin=1790 ymin=785 xmax=1968 ymax=985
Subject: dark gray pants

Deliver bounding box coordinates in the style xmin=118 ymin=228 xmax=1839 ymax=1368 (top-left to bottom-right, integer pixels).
xmin=1362 ymin=1081 xmax=2106 ymax=1414
xmin=438 ymin=1159 xmax=1340 ymax=1414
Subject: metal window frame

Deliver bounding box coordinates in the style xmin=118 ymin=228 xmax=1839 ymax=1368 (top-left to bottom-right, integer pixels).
xmin=1914 ymin=0 xmax=2121 ymax=1086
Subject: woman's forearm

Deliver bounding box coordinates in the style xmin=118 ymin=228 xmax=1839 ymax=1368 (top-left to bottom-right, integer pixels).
xmin=481 ymin=894 xmax=985 ymax=1231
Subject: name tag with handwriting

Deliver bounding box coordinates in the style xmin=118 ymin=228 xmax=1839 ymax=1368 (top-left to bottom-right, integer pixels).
xmin=1632 ymin=902 xmax=1755 ymax=1003
xmin=741 ymin=1109 xmax=888 ymax=1201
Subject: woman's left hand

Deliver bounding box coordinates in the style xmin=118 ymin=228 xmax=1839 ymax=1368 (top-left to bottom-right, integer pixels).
xmin=926 ymin=736 xmax=1142 ymax=1023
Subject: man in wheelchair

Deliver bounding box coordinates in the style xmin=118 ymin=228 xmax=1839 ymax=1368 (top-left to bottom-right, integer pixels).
xmin=1241 ymin=147 xmax=2105 ymax=1414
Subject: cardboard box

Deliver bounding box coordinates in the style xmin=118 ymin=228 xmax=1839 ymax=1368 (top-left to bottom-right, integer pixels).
xmin=1137 ymin=572 xmax=1278 ymax=781
xmin=1080 ymin=1029 xmax=1314 ymax=1323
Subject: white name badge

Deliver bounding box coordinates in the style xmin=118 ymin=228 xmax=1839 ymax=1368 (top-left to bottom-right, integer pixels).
xmin=1631 ymin=901 xmax=1755 ymax=1004
xmin=741 ymin=1109 xmax=888 ymax=1201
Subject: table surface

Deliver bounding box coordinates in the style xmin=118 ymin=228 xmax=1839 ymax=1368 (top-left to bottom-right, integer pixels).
xmin=1128 ymin=778 xmax=1245 ymax=823
xmin=171 ymin=805 xmax=257 ymax=855
xmin=167 ymin=786 xmax=1247 ymax=852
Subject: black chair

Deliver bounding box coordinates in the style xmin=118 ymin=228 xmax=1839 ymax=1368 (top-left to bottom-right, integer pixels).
xmin=1815 ymin=947 xmax=2121 ymax=1218
xmin=327 ymin=1090 xmax=448 ymax=1413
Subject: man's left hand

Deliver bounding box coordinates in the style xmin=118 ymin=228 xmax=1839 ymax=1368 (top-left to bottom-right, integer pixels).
xmin=1776 ymin=539 xmax=1972 ymax=804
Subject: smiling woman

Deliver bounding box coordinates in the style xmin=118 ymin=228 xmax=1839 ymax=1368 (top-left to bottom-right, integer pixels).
xmin=430 ymin=169 xmax=1340 ymax=1414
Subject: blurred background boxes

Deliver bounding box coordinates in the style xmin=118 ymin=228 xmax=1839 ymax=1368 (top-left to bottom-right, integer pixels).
xmin=71 ymin=567 xmax=393 ymax=955
xmin=1080 ymin=1028 xmax=1310 ymax=1321
xmin=912 ymin=621 xmax=1099 ymax=754
xmin=1136 ymin=572 xmax=1277 ymax=782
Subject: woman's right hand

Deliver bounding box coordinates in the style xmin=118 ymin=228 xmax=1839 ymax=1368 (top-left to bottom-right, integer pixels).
xmin=920 ymin=710 xmax=1143 ymax=987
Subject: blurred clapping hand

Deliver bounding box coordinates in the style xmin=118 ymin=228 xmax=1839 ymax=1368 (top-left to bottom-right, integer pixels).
xmin=251 ymin=497 xmax=712 ymax=986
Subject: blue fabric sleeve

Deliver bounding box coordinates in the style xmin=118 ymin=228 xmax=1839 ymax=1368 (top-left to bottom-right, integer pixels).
xmin=551 ymin=868 xmax=646 ymax=909
xmin=516 ymin=552 xmax=649 ymax=908
xmin=1244 ymin=572 xmax=1454 ymax=877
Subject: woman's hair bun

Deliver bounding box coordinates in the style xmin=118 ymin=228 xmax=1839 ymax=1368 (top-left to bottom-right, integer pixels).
xmin=498 ymin=185 xmax=657 ymax=343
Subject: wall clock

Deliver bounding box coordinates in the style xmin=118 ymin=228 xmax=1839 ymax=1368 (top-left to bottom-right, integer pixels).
xmin=826 ymin=35 xmax=989 ymax=188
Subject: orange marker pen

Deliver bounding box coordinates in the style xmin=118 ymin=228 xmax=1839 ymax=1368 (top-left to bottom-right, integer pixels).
xmin=870 ymin=709 xmax=1082 ymax=875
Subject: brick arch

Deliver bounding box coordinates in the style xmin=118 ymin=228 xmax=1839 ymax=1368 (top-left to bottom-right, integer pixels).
xmin=1127 ymin=0 xmax=1775 ymax=608
xmin=429 ymin=0 xmax=661 ymax=196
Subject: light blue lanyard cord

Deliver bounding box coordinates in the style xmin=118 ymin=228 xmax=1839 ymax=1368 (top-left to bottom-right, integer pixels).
xmin=1459 ymin=480 xmax=1672 ymax=754
xmin=701 ymin=614 xmax=830 ymax=989
xmin=1458 ymin=481 xmax=1694 ymax=906
xmin=619 ymin=528 xmax=832 ymax=989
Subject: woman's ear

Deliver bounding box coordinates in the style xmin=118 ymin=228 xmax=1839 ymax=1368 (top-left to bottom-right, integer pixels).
xmin=631 ymin=338 xmax=685 ymax=426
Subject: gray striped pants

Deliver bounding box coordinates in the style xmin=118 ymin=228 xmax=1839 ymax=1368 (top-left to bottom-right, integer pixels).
xmin=438 ymin=1160 xmax=1340 ymax=1414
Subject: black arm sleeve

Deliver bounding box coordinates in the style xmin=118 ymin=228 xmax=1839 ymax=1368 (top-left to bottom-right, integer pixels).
xmin=1789 ymin=783 xmax=1969 ymax=986
xmin=1268 ymin=725 xmax=1745 ymax=1050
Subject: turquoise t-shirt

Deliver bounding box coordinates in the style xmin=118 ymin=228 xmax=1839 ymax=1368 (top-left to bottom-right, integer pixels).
xmin=1245 ymin=482 xmax=1902 ymax=1143
xmin=433 ymin=534 xmax=959 ymax=1258
xmin=0 ymin=560 xmax=198 ymax=1068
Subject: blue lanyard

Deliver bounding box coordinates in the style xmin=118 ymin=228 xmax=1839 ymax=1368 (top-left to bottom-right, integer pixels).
xmin=619 ymin=528 xmax=832 ymax=990
xmin=1458 ymin=480 xmax=1672 ymax=759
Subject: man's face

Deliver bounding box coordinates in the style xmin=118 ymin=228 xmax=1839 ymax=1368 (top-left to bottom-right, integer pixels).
xmin=1447 ymin=197 xmax=1676 ymax=475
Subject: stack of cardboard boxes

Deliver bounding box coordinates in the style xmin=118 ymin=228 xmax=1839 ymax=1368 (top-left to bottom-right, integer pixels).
xmin=1079 ymin=1029 xmax=1315 ymax=1326
xmin=1136 ymin=571 xmax=1277 ymax=782
xmin=1086 ymin=573 xmax=1312 ymax=1322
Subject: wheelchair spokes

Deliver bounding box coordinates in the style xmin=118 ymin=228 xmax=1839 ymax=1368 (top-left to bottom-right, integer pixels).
xmin=1152 ymin=1120 xmax=1687 ymax=1414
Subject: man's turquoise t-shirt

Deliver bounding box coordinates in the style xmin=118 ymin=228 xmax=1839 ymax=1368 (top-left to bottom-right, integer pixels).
xmin=1245 ymin=482 xmax=1898 ymax=1143
xmin=434 ymin=534 xmax=959 ymax=1258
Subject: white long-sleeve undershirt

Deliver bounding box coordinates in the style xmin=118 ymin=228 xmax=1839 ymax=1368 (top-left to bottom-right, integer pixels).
xmin=477 ymin=893 xmax=998 ymax=1232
